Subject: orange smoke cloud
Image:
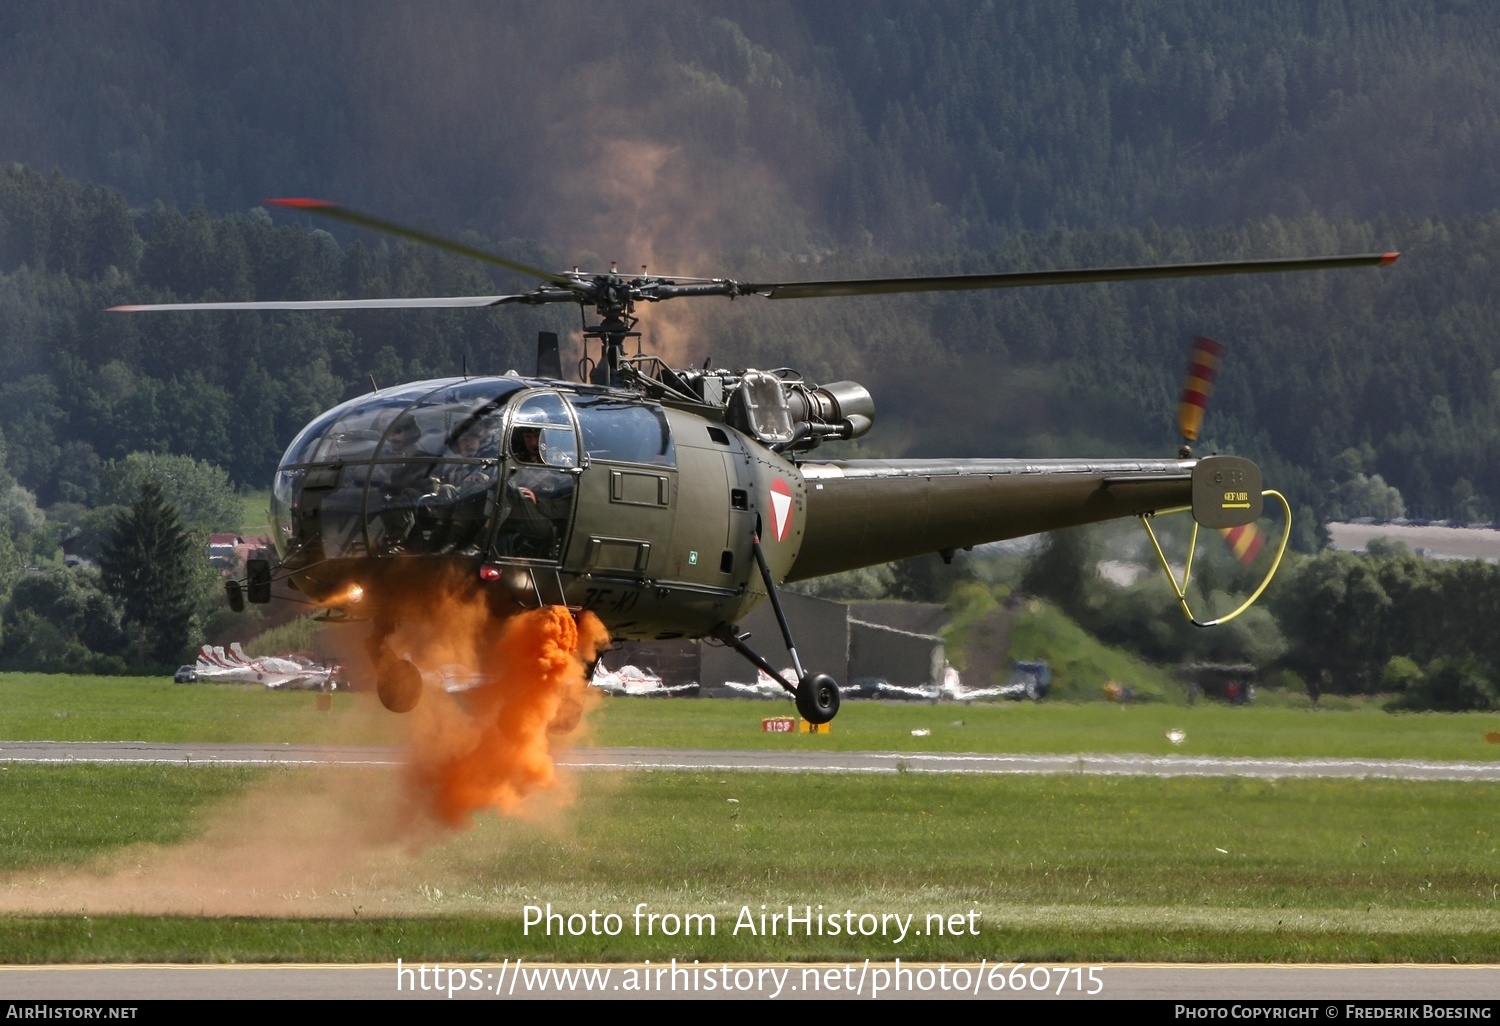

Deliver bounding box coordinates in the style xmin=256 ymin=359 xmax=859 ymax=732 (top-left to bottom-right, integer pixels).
xmin=333 ymin=562 xmax=610 ymax=828
xmin=405 ymin=605 xmax=608 ymax=826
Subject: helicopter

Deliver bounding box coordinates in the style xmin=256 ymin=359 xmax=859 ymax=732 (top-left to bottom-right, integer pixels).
xmin=113 ymin=199 xmax=1399 ymax=722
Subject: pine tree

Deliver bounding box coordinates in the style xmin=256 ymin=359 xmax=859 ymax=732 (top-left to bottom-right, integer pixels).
xmin=97 ymin=479 xmax=195 ymax=665
xmin=1020 ymin=528 xmax=1097 ymax=620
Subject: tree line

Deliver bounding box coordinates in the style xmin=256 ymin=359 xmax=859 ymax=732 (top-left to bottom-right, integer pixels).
xmin=898 ymin=526 xmax=1500 ymax=711
xmin=2 ymin=1 xmax=1499 ymax=684
xmin=0 ymin=465 xmax=239 ymax=675
xmin=3 ymin=165 xmax=1497 ymax=527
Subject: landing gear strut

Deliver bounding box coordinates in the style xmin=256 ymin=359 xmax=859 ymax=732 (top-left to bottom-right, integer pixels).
xmin=711 ymin=533 xmax=841 ymax=725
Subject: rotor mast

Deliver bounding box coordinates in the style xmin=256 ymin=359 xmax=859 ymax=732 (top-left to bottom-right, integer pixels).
xmin=583 ymin=270 xmax=641 ymax=386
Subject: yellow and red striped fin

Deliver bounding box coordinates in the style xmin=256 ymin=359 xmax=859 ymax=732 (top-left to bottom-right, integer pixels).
xmin=1177 ymin=335 xmax=1226 ymax=443
xmin=1220 ymin=522 xmax=1265 ymax=565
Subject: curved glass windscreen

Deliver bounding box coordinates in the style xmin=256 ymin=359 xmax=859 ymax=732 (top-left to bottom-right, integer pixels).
xmin=271 ymin=376 xmax=529 ymax=562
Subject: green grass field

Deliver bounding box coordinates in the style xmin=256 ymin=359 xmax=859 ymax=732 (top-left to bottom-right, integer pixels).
xmin=3 ymin=673 xmax=1500 ymax=963
xmin=589 ymin=694 xmax=1500 ymax=761
xmin=6 ymin=672 xmax=1500 ymax=761
xmin=0 ymin=766 xmax=1496 ymax=962
xmin=0 ymin=673 xmax=403 ymax=745
xmin=237 ymin=489 xmax=271 ymax=536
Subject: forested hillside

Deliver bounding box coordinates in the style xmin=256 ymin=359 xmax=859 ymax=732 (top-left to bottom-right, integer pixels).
xmin=1 ymin=0 xmax=1498 ymax=680
xmin=0 ymin=1 xmax=1495 ymax=522
xmin=1 ymin=165 xmax=1495 ymax=533
xmin=5 ymin=1 xmax=1498 ymax=247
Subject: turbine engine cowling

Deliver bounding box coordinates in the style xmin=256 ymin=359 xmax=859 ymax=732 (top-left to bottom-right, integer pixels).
xmin=785 ymin=379 xmax=875 ymax=442
xmin=722 ymin=370 xmax=875 ymax=450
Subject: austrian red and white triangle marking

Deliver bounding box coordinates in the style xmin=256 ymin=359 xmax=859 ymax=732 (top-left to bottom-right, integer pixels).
xmin=769 ymin=478 xmax=794 ymax=542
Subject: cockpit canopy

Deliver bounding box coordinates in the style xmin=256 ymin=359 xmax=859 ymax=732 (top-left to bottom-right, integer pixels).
xmin=281 ymin=378 xmax=522 ymax=468
xmin=269 ymin=377 xmax=675 ymax=570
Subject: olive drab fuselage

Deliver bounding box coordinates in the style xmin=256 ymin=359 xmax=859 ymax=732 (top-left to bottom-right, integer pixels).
xmin=272 ymin=375 xmax=809 ymax=639
xmin=270 ymin=374 xmax=1208 ymax=641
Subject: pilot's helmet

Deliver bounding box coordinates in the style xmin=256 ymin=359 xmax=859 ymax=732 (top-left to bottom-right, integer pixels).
xmin=386 ymin=412 xmax=422 ymax=449
xmin=453 ymin=419 xmax=499 ymax=456
xmin=511 ymin=425 xmax=543 ymax=461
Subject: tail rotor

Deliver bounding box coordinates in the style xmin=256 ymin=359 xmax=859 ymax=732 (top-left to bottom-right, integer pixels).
xmin=1175 ymin=335 xmax=1266 ymax=567
xmin=1177 ymin=335 xmax=1226 ymax=458
xmin=1133 ymin=334 xmax=1293 ymax=626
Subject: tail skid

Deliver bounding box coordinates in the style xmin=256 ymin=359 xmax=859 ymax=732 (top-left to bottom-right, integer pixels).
xmin=1138 ymin=488 xmax=1291 ymax=628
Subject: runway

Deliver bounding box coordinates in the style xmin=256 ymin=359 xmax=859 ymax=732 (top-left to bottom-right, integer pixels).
xmin=4 ymin=741 xmax=1500 ymax=781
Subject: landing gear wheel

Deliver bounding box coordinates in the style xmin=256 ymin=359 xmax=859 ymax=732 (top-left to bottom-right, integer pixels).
xmin=377 ymin=658 xmax=423 ymax=713
xmin=796 ymin=673 xmax=840 ymax=724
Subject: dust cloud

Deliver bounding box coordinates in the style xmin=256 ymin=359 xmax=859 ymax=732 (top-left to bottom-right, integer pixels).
xmin=351 ymin=9 xmax=825 ymax=370
xmin=0 ymin=574 xmax=611 ymax=916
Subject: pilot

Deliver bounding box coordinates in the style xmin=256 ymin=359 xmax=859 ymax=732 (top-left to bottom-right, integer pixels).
xmin=384 ymin=413 xmax=427 ymax=459
xmin=497 ymin=425 xmax=574 ymax=558
xmin=512 ymin=425 xmax=543 ymax=465
xmin=443 ymin=421 xmax=499 ymax=493
xmin=510 ymin=426 xmax=547 ymax=507
xmin=372 ymin=413 xmax=437 ymax=554
xmin=454 ymin=425 xmax=484 ymax=458
xmin=430 ymin=421 xmax=499 ymax=555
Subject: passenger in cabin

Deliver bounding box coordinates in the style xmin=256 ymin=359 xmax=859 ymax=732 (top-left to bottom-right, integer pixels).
xmin=443 ymin=421 xmax=499 ymax=495
xmin=497 ymin=426 xmax=573 ymax=558
xmin=424 ymin=420 xmax=500 ymax=556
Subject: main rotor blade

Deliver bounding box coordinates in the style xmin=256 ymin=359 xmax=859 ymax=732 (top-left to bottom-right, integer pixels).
xmin=267 ymin=198 xmax=579 ymax=288
xmin=109 ymin=295 xmax=526 ymax=312
xmin=739 ymin=252 xmax=1400 ymax=300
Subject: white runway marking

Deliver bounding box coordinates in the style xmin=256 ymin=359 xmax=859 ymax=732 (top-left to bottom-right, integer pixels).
xmin=3 ymin=742 xmax=1499 ymax=781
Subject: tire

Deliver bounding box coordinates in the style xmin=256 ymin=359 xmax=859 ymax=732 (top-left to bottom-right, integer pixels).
xmin=795 ymin=673 xmax=840 ymax=724
xmin=377 ymin=658 xmax=423 ymax=713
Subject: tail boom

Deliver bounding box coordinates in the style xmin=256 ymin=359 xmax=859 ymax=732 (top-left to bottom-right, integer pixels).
xmin=789 ymin=457 xmax=1196 ymax=581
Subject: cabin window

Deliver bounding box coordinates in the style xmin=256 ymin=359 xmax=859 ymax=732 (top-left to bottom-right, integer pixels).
xmin=278 ymin=378 xmax=527 ymax=468
xmin=494 ymin=392 xmax=581 ymax=561
xmin=570 ymin=395 xmax=676 ymax=466
xmin=299 ymin=385 xmax=434 ymax=464
xmin=509 ymin=392 xmax=579 ymax=469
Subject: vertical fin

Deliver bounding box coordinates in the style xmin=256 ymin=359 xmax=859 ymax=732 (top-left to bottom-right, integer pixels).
xmin=537 ymin=331 xmax=562 ymax=378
